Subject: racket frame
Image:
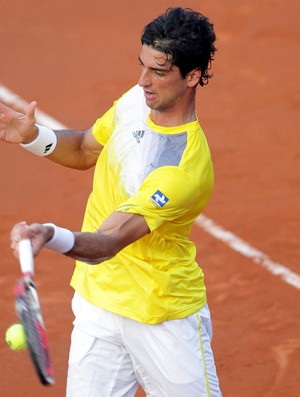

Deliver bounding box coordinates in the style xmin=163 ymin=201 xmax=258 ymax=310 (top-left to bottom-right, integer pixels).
xmin=15 ymin=239 xmax=54 ymax=386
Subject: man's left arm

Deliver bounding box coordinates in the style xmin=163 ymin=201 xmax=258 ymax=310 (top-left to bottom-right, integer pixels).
xmin=10 ymin=212 xmax=150 ymax=264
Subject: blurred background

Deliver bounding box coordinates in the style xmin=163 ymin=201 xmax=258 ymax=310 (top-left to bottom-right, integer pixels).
xmin=0 ymin=1 xmax=299 ymax=396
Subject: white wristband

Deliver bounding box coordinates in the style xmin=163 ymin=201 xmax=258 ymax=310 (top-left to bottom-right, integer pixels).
xmin=20 ymin=125 xmax=57 ymax=156
xmin=43 ymin=223 xmax=75 ymax=253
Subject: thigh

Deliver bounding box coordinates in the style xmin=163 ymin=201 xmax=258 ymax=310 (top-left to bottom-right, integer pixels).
xmin=124 ymin=305 xmax=222 ymax=397
xmin=66 ymin=294 xmax=139 ymax=397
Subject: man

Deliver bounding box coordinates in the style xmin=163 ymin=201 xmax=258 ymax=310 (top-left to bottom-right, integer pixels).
xmin=2 ymin=7 xmax=222 ymax=397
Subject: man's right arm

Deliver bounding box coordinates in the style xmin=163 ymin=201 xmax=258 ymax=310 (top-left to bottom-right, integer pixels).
xmin=0 ymin=100 xmax=102 ymax=170
xmin=47 ymin=127 xmax=102 ymax=170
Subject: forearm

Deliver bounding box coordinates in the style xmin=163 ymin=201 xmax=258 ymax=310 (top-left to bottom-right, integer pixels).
xmin=44 ymin=225 xmax=121 ymax=264
xmin=43 ymin=213 xmax=149 ymax=264
xmin=48 ymin=129 xmax=95 ymax=170
xmin=66 ymin=231 xmax=120 ymax=264
xmin=21 ymin=125 xmax=101 ymax=170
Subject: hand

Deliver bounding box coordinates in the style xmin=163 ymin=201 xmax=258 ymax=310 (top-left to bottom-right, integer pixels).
xmin=10 ymin=221 xmax=54 ymax=258
xmin=0 ymin=101 xmax=38 ymax=144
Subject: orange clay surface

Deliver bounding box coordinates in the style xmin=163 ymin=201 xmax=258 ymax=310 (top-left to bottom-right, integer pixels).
xmin=0 ymin=1 xmax=299 ymax=396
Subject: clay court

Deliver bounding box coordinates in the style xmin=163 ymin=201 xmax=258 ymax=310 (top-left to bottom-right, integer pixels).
xmin=0 ymin=1 xmax=299 ymax=396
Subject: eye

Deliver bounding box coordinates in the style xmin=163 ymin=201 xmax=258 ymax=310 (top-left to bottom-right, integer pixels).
xmin=154 ymin=70 xmax=165 ymax=77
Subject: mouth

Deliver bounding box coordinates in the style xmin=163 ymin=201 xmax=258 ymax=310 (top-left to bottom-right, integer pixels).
xmin=144 ymin=90 xmax=157 ymax=101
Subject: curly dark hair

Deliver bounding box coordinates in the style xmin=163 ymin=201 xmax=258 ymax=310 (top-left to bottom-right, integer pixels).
xmin=141 ymin=7 xmax=217 ymax=86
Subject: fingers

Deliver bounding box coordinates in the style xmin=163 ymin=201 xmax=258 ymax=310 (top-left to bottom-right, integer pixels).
xmin=10 ymin=221 xmax=31 ymax=258
xmin=0 ymin=101 xmax=13 ymax=112
xmin=26 ymin=101 xmax=37 ymax=123
xmin=10 ymin=221 xmax=49 ymax=259
xmin=0 ymin=101 xmax=37 ymax=144
xmin=0 ymin=102 xmax=14 ymax=124
xmin=11 ymin=221 xmax=31 ymax=241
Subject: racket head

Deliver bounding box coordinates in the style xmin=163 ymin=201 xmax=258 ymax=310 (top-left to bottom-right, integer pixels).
xmin=15 ymin=276 xmax=55 ymax=386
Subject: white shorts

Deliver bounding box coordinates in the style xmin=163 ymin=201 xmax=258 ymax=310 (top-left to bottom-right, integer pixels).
xmin=66 ymin=292 xmax=222 ymax=397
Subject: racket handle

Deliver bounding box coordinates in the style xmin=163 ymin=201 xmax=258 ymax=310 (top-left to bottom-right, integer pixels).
xmin=19 ymin=239 xmax=34 ymax=275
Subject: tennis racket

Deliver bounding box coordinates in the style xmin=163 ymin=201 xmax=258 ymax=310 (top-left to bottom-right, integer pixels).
xmin=14 ymin=239 xmax=55 ymax=386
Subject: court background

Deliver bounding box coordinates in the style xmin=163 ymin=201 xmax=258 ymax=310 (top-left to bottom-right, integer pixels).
xmin=0 ymin=1 xmax=299 ymax=396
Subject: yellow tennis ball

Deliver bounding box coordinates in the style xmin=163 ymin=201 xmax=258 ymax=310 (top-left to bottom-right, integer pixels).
xmin=5 ymin=323 xmax=27 ymax=351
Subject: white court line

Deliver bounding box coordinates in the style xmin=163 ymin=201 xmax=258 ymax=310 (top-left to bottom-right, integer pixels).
xmin=1 ymin=84 xmax=300 ymax=291
xmin=0 ymin=85 xmax=66 ymax=129
xmin=196 ymin=215 xmax=300 ymax=290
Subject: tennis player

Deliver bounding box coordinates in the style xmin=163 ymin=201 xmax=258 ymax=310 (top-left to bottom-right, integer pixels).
xmin=4 ymin=7 xmax=222 ymax=397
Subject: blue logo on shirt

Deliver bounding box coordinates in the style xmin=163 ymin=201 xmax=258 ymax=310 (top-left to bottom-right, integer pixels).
xmin=151 ymin=190 xmax=169 ymax=208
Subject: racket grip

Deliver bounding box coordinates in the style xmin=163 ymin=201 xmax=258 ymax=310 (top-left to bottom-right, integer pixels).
xmin=19 ymin=239 xmax=35 ymax=275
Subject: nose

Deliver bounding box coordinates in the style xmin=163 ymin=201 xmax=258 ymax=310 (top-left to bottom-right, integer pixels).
xmin=138 ymin=68 xmax=151 ymax=87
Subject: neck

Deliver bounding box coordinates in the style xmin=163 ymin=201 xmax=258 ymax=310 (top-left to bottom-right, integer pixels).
xmin=150 ymin=90 xmax=197 ymax=127
xmin=150 ymin=109 xmax=197 ymax=127
xmin=150 ymin=98 xmax=197 ymax=127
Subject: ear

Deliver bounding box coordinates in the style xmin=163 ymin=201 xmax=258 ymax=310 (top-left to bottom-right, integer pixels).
xmin=186 ymin=69 xmax=201 ymax=87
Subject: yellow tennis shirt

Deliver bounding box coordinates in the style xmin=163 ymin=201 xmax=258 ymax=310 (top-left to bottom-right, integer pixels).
xmin=70 ymin=85 xmax=214 ymax=324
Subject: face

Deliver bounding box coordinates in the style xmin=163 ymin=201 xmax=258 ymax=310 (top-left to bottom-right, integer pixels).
xmin=138 ymin=44 xmax=192 ymax=115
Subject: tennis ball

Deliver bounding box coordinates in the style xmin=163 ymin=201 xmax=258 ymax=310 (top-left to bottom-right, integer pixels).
xmin=5 ymin=323 xmax=27 ymax=351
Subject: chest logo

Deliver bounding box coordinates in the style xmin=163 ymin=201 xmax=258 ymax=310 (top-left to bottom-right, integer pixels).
xmin=132 ymin=130 xmax=145 ymax=143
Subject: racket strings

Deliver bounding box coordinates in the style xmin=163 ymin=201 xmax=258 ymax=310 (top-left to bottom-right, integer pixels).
xmin=15 ymin=278 xmax=54 ymax=384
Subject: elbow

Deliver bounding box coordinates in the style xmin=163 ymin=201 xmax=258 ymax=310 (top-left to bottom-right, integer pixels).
xmin=71 ymin=253 xmax=114 ymax=265
xmin=84 ymin=255 xmax=113 ymax=265
xmin=84 ymin=236 xmax=122 ymax=265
